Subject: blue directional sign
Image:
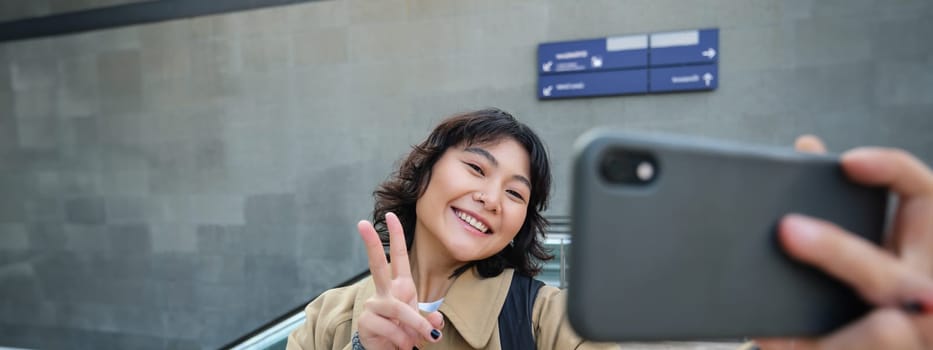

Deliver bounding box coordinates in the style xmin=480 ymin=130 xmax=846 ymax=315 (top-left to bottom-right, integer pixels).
xmin=650 ymin=64 xmax=718 ymax=93
xmin=649 ymin=28 xmax=719 ymax=67
xmin=536 ymin=28 xmax=718 ymax=99
xmin=538 ymin=34 xmax=648 ymax=74
xmin=538 ymin=69 xmax=648 ymax=99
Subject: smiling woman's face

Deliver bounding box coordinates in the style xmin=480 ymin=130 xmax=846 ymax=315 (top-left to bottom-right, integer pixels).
xmin=414 ymin=138 xmax=532 ymax=263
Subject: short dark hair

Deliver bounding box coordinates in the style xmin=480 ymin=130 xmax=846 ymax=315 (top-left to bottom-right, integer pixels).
xmin=372 ymin=108 xmax=553 ymax=278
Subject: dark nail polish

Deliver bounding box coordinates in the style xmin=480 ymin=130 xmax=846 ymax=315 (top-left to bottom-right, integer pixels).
xmin=903 ymin=300 xmax=926 ymax=314
xmin=412 ymin=347 xmax=419 ymax=350
xmin=430 ymin=329 xmax=441 ymax=340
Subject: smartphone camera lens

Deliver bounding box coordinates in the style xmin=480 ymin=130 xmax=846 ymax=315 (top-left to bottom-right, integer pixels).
xmin=636 ymin=161 xmax=654 ymax=181
xmin=599 ymin=149 xmax=659 ymax=185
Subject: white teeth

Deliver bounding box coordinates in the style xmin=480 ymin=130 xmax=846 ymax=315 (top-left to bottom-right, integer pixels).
xmin=456 ymin=210 xmax=488 ymax=233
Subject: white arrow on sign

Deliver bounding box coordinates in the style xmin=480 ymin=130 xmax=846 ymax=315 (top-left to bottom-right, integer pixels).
xmin=543 ymin=85 xmax=553 ymax=97
xmin=702 ymin=73 xmax=714 ymax=87
xmin=542 ymin=61 xmax=553 ymax=72
xmin=701 ymin=48 xmax=716 ymax=59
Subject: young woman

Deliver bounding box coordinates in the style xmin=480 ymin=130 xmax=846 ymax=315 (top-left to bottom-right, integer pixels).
xmin=288 ymin=109 xmax=933 ymax=350
xmin=287 ymin=108 xmax=617 ymax=349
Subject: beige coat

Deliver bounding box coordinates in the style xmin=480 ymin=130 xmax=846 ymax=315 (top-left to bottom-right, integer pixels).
xmin=287 ymin=267 xmax=619 ymax=349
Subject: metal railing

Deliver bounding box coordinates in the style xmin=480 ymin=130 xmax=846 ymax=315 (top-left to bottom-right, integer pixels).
xmin=541 ymin=216 xmax=572 ymax=289
xmin=541 ymin=233 xmax=571 ymax=289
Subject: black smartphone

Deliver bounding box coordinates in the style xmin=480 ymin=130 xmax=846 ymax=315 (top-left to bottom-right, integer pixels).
xmin=567 ymin=130 xmax=888 ymax=342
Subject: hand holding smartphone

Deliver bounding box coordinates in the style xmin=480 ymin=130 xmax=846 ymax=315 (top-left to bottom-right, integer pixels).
xmin=567 ymin=130 xmax=889 ymax=341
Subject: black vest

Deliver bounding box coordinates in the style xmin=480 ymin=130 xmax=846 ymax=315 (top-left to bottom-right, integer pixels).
xmin=497 ymin=272 xmax=545 ymax=349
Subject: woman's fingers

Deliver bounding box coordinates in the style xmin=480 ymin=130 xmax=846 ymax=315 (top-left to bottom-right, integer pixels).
xmin=778 ymin=141 xmax=933 ymax=349
xmin=384 ymin=212 xmax=422 ymax=312
xmin=758 ymin=310 xmax=923 ymax=350
xmin=358 ymin=220 xmax=390 ymax=295
xmin=386 ymin=212 xmax=413 ymax=280
xmin=912 ymin=314 xmax=933 ymax=348
xmin=841 ymin=148 xmax=933 ymax=274
xmin=794 ymin=135 xmax=828 ymax=154
xmin=890 ymin=196 xmax=933 ymax=275
xmin=814 ymin=309 xmax=921 ymax=350
xmin=425 ymin=311 xmax=445 ymax=330
xmin=842 ymin=148 xmax=933 ymax=197
xmin=778 ymin=214 xmax=933 ymax=307
xmin=358 ymin=310 xmax=418 ymax=349
xmin=365 ymin=298 xmax=442 ymax=343
xmin=359 ymin=213 xmax=435 ymax=349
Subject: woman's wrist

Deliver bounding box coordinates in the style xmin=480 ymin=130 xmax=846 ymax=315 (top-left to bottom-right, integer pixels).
xmin=351 ymin=331 xmax=366 ymax=350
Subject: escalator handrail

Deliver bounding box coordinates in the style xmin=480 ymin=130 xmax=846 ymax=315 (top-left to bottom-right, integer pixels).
xmin=220 ymin=269 xmax=372 ymax=350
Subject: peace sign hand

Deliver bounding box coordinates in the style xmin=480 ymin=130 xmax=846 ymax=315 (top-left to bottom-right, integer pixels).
xmin=356 ymin=212 xmax=443 ymax=349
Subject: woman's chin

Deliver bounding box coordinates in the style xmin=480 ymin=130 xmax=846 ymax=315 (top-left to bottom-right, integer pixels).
xmin=439 ymin=240 xmax=484 ymax=263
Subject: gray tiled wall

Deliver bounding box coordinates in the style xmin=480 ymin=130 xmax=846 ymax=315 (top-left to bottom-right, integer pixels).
xmin=1 ymin=0 xmax=931 ymax=349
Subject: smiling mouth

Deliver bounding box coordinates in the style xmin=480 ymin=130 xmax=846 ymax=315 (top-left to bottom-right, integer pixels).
xmin=453 ymin=208 xmax=491 ymax=234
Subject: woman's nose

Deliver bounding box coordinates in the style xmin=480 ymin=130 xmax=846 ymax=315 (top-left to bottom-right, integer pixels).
xmin=478 ymin=190 xmax=501 ymax=213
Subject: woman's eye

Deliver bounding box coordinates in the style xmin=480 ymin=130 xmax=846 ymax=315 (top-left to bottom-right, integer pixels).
xmin=507 ymin=190 xmax=525 ymax=201
xmin=466 ymin=162 xmax=484 ymax=175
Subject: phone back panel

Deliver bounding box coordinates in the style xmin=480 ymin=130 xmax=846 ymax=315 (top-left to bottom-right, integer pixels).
xmin=568 ymin=130 xmax=888 ymax=341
